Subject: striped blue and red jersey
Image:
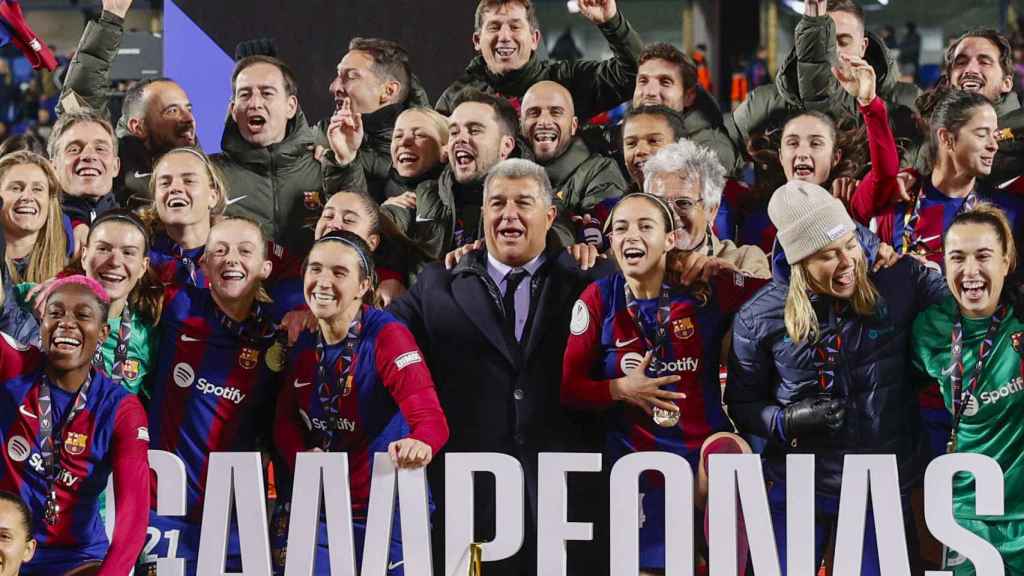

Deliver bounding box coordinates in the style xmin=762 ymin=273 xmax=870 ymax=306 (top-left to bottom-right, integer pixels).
xmin=274 ymin=307 xmax=447 ymax=518
xmin=562 ymin=271 xmax=766 ymax=466
xmin=0 ymin=333 xmax=148 ymax=574
xmin=146 ymin=285 xmax=281 ymax=520
xmin=149 ymin=233 xmax=207 ymax=288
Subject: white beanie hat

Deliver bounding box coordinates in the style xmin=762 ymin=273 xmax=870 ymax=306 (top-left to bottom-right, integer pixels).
xmin=768 ymin=180 xmax=856 ymax=264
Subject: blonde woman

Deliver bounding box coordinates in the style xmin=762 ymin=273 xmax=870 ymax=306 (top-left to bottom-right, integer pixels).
xmin=725 ymin=180 xmax=947 ymax=575
xmin=0 ymin=151 xmax=68 ymax=285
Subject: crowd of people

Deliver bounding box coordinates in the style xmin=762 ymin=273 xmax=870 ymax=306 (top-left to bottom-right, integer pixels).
xmin=0 ymin=0 xmax=1020 ymax=574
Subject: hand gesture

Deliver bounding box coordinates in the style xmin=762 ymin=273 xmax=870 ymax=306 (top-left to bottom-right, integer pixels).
xmin=896 ymin=171 xmax=918 ymax=203
xmin=102 ymin=0 xmax=133 ymax=18
xmin=577 ymin=0 xmax=617 ymax=24
xmin=567 ymin=242 xmax=602 ymax=270
xmin=382 ymin=191 xmax=417 ymax=210
xmin=279 ymin=309 xmax=317 ymax=346
xmin=873 ymin=242 xmax=901 ymax=272
xmin=830 ymin=177 xmax=859 ymax=205
xmin=610 ymin=351 xmax=685 ymax=415
xmin=444 ymin=240 xmax=483 ymax=270
xmin=388 ymin=438 xmax=433 ymax=468
xmin=832 ymin=54 xmax=876 ymax=106
xmin=667 ymin=251 xmax=738 ymax=286
xmin=803 ymin=0 xmax=827 ymax=16
xmin=327 ymin=98 xmax=364 ymax=166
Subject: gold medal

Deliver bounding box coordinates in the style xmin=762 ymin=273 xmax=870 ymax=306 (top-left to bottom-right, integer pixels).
xmin=652 ymin=406 xmax=680 ymax=427
xmin=265 ymin=341 xmax=286 ymax=373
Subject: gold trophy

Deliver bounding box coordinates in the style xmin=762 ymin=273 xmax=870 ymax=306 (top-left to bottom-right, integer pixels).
xmin=469 ymin=542 xmax=483 ymax=575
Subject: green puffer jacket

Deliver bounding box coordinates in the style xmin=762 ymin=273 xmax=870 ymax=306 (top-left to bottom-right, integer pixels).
xmin=727 ymin=17 xmax=920 ymax=162
xmin=543 ymin=137 xmax=626 ymax=216
xmin=314 ymin=77 xmax=431 ymax=202
xmin=683 ymin=88 xmax=742 ymax=175
xmin=989 ymin=93 xmax=1024 ymax=186
xmin=214 ymin=110 xmax=365 ymax=250
xmin=435 ymin=12 xmax=642 ymax=119
xmin=56 ymin=10 xmax=156 ymax=206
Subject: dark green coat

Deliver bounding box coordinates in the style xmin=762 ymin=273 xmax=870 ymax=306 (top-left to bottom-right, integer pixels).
xmin=542 ymin=137 xmax=625 ymax=215
xmin=214 ymin=110 xmax=364 ymax=250
xmin=435 ymin=12 xmax=642 ymax=119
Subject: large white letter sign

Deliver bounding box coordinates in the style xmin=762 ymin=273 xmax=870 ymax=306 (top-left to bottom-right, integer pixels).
xmin=149 ymin=449 xmax=187 ymax=576
xmin=708 ymin=453 xmax=783 ymax=576
xmin=536 ymin=453 xmax=602 ymax=576
xmin=924 ymin=453 xmax=1004 ymax=576
xmin=832 ymin=455 xmax=910 ymax=576
xmin=362 ymin=453 xmax=433 ymax=576
xmin=609 ymin=452 xmax=693 ymax=576
xmin=283 ymin=452 xmax=357 ymax=576
xmin=197 ymin=452 xmax=273 ymax=576
xmin=445 ymin=453 xmax=525 ymax=575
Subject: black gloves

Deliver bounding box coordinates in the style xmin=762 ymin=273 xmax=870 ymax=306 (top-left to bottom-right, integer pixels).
xmin=782 ymin=395 xmax=845 ymax=440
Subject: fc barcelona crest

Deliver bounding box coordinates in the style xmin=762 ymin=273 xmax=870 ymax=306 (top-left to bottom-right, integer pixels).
xmin=304 ymin=190 xmax=323 ymax=211
xmin=1013 ymin=332 xmax=1024 ymax=354
xmin=239 ymin=347 xmax=260 ymax=370
xmin=120 ymin=359 xmax=140 ymax=381
xmin=64 ymin=432 xmax=88 ymax=456
xmin=673 ymin=318 xmax=695 ymax=340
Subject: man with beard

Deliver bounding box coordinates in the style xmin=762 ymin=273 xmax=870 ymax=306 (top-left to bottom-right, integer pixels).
xmin=318 ymin=37 xmax=432 ymax=202
xmin=435 ymin=0 xmax=642 ymax=121
xmin=643 ymin=139 xmax=770 ymax=279
xmin=215 ymin=55 xmax=363 ymax=251
xmin=409 ymin=89 xmax=572 ymax=257
xmin=939 ymin=29 xmax=1024 ymax=186
xmin=727 ymin=0 xmax=920 ymax=163
xmin=57 ymin=0 xmax=197 ymax=207
xmin=520 ymin=81 xmax=625 ymax=245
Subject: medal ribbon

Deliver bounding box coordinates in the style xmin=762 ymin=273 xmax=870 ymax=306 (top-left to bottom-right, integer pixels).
xmin=948 ymin=304 xmax=1006 ymax=452
xmin=37 ymin=373 xmax=92 ymax=524
xmin=314 ymin=307 xmax=363 ymax=449
xmin=814 ymin=301 xmax=848 ymax=392
xmin=623 ymin=282 xmax=672 ymax=378
xmin=901 ymin=186 xmax=978 ymax=255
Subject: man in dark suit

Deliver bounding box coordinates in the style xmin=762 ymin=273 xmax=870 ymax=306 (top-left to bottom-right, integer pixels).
xmin=390 ymin=157 xmax=609 ymax=575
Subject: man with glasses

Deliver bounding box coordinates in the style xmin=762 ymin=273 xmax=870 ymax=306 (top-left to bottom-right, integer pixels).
xmin=643 ymin=139 xmax=770 ymax=279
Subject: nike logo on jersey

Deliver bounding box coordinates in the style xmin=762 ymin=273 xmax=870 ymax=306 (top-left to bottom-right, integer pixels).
xmin=917 ymin=234 xmax=942 ymax=245
xmin=941 ymin=363 xmax=956 ymax=377
xmin=180 ymin=334 xmax=201 ymax=343
xmin=225 ymin=195 xmax=249 ymax=206
xmin=18 ymin=406 xmax=36 ymax=419
xmin=133 ymin=171 xmax=152 ymax=179
xmin=615 ymin=337 xmax=639 ymax=348
xmin=293 ymin=380 xmax=312 ymax=388
xmin=388 ymin=561 xmax=405 ymax=571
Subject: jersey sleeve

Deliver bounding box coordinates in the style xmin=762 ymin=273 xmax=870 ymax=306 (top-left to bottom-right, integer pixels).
xmin=561 ymin=282 xmax=614 ymax=409
xmin=273 ymin=372 xmax=308 ymax=473
xmin=374 ymin=323 xmax=448 ymax=455
xmin=98 ymin=394 xmax=149 ymax=576
xmin=850 ymin=97 xmax=902 ymax=224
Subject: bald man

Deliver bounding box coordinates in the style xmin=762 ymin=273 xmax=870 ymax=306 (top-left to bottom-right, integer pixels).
xmin=520 ymin=80 xmax=626 ymax=246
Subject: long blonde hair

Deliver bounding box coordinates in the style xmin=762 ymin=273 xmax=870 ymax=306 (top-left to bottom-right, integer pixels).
xmin=0 ymin=151 xmax=67 ymax=284
xmin=784 ymin=255 xmax=879 ymax=343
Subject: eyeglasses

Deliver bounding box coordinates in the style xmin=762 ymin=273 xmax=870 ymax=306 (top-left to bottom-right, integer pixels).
xmin=670 ymin=198 xmax=704 ymax=214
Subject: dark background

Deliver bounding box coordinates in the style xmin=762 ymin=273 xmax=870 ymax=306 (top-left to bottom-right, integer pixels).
xmin=174 ymin=0 xmax=478 ymax=122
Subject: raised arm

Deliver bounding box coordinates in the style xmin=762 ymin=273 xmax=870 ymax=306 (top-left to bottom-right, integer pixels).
xmin=57 ymin=0 xmax=133 ymax=116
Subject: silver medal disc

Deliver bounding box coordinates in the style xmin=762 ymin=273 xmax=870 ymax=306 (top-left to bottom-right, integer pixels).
xmin=652 ymin=407 xmax=680 ymax=427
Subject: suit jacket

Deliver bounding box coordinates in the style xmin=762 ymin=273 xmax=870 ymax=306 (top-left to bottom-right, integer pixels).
xmin=389 ymin=243 xmax=612 ymax=576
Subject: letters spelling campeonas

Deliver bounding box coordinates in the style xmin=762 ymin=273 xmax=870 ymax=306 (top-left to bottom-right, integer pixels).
xmin=146 ymin=451 xmax=1006 ymax=575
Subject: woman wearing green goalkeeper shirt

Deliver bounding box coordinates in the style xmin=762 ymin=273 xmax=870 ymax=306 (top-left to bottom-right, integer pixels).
xmin=912 ymin=203 xmax=1024 ymax=574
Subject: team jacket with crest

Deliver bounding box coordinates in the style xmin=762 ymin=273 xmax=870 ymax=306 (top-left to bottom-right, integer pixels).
xmin=273 ymin=307 xmax=448 ymax=517
xmin=147 ymin=285 xmax=281 ymax=520
xmin=0 ymin=334 xmax=149 ymax=574
xmin=562 ymin=271 xmax=765 ymax=464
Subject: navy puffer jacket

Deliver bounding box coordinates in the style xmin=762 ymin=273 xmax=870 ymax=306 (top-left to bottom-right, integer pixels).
xmin=726 ymin=230 xmax=948 ymax=497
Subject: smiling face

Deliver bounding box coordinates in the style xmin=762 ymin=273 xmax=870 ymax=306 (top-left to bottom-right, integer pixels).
xmin=231 ymin=62 xmax=298 ymax=147
xmin=391 ymin=109 xmax=445 ymax=178
xmin=949 ymin=36 xmax=1013 ymax=102
xmin=780 ymin=114 xmax=839 ymax=186
xmin=646 ymin=171 xmax=709 ymax=251
xmin=201 ymin=219 xmax=272 ymax=302
xmin=943 ymin=104 xmax=999 ymax=177
xmin=304 ymin=240 xmax=370 ymax=322
xmin=448 ymin=101 xmax=515 ymax=184
xmin=609 ymin=195 xmax=674 ymax=281
xmin=520 ymin=81 xmax=578 ymax=163
xmin=633 ymin=58 xmax=687 ymax=112
xmin=153 ymin=151 xmax=221 ymax=228
xmin=314 ymin=191 xmax=380 ymax=249
xmin=801 ymin=232 xmax=863 ymax=299
xmin=622 ymin=114 xmax=675 ymax=188
xmin=473 ymin=2 xmax=540 ymax=76
xmin=945 ymin=221 xmax=1011 ymax=318
xmin=0 ymin=499 xmax=34 ymax=576
xmin=0 ymin=163 xmax=50 ymax=237
xmin=81 ymin=221 xmax=149 ymax=304
xmin=483 ymin=175 xmax=555 ymax=267
xmin=41 ymin=284 xmax=109 ymax=373
xmin=139 ymin=81 xmax=197 ymax=152
xmin=52 ymin=121 xmax=120 ymax=199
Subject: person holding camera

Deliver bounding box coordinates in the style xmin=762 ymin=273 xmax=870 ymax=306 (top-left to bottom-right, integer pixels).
xmin=725 ymin=180 xmax=947 ymax=575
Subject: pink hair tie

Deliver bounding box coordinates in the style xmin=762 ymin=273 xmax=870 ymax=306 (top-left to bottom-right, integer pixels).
xmin=41 ymin=275 xmax=111 ymax=306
